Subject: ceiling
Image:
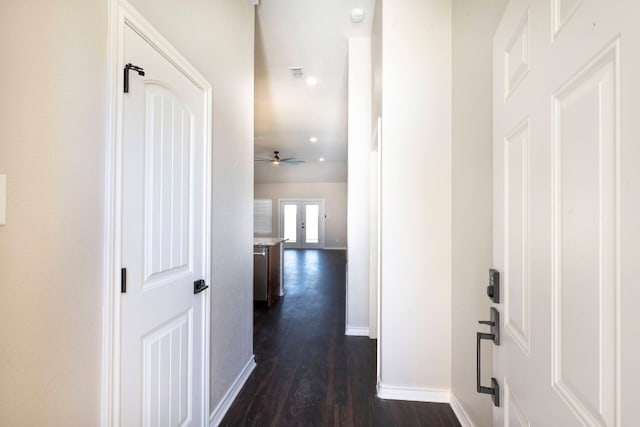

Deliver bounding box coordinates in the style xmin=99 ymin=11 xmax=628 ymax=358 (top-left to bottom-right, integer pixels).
xmin=254 ymin=0 xmax=375 ymax=183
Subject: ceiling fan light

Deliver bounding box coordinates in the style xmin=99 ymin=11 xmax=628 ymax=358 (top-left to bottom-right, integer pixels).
xmin=272 ymin=150 xmax=281 ymax=165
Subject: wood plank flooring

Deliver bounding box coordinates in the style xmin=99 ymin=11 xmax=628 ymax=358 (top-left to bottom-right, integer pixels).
xmin=221 ymin=249 xmax=461 ymax=427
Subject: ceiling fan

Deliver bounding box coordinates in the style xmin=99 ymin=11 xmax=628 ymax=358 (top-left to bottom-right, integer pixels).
xmin=255 ymin=151 xmax=305 ymax=165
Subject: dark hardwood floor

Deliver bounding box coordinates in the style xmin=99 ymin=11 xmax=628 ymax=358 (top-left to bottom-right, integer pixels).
xmin=221 ymin=249 xmax=461 ymax=427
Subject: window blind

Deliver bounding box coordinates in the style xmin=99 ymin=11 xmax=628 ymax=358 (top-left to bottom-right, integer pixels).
xmin=254 ymin=199 xmax=272 ymax=234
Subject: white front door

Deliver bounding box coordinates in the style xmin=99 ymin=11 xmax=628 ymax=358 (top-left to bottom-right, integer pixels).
xmin=492 ymin=0 xmax=639 ymax=425
xmin=120 ymin=24 xmax=209 ymax=426
xmin=280 ymin=200 xmax=324 ymax=249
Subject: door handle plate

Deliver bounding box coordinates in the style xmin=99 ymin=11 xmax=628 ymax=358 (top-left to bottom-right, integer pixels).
xmin=487 ymin=268 xmax=500 ymax=303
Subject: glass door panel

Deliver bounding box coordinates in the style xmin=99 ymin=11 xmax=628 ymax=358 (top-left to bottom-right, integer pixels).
xmin=304 ymin=204 xmax=319 ymax=244
xmin=283 ymin=204 xmax=298 ymax=244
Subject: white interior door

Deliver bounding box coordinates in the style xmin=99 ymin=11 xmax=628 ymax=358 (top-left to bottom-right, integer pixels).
xmin=280 ymin=200 xmax=324 ymax=249
xmin=120 ymin=24 xmax=208 ymax=426
xmin=492 ymin=0 xmax=639 ymax=425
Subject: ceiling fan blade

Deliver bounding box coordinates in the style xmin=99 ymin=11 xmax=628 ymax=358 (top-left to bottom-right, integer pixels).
xmin=279 ymin=157 xmax=296 ymax=161
xmin=254 ymin=158 xmax=273 ymax=162
xmin=281 ymin=159 xmax=305 ymax=163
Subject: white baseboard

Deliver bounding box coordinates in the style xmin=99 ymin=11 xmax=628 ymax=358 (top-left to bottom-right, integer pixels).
xmin=450 ymin=393 xmax=476 ymax=427
xmin=324 ymin=246 xmax=347 ymax=250
xmin=209 ymin=356 xmax=256 ymax=427
xmin=345 ymin=326 xmax=370 ymax=336
xmin=376 ymin=384 xmax=472 ymax=426
xmin=376 ymin=383 xmax=451 ymax=403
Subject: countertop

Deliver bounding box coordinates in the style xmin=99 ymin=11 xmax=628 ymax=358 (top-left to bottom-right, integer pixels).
xmin=253 ymin=237 xmax=288 ymax=247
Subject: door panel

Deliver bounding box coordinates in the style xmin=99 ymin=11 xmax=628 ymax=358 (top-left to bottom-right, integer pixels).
xmin=493 ymin=0 xmax=638 ymax=425
xmin=504 ymin=119 xmax=531 ymax=354
xmin=121 ymin=24 xmax=207 ymax=426
xmin=144 ymin=84 xmax=193 ymax=289
xmin=142 ymin=310 xmax=192 ymax=426
xmin=552 ymin=45 xmax=618 ymax=425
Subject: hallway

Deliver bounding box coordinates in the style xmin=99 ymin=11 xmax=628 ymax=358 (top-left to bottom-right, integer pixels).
xmin=221 ymin=250 xmax=461 ymax=426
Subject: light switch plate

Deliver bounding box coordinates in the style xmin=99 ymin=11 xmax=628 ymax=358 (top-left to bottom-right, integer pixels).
xmin=0 ymin=174 xmax=6 ymax=225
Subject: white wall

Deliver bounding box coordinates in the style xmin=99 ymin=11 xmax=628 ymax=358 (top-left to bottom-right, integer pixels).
xmin=255 ymin=162 xmax=347 ymax=183
xmin=346 ymin=38 xmax=372 ymax=335
xmin=368 ymin=150 xmax=380 ymax=339
xmin=451 ymin=0 xmax=507 ymax=423
xmin=254 ymin=182 xmax=347 ymax=249
xmin=0 ymin=1 xmax=106 ymax=423
xmin=125 ymin=0 xmax=256 ymax=413
xmin=0 ymin=0 xmax=254 ymax=424
xmin=378 ymin=0 xmax=453 ymax=397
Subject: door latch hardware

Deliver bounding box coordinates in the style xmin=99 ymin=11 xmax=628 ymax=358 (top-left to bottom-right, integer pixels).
xmin=194 ymin=279 xmax=208 ymax=294
xmin=487 ymin=268 xmax=500 ymax=303
xmin=123 ymin=63 xmax=145 ymax=93
xmin=477 ymin=307 xmax=500 ymax=406
xmin=478 ymin=306 xmax=500 ymax=345
xmin=121 ymin=267 xmax=127 ymax=293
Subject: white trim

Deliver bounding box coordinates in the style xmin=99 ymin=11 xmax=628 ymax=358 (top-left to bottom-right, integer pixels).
xmin=345 ymin=326 xmax=370 ymax=336
xmin=376 ymin=383 xmax=451 ymax=403
xmin=209 ymin=356 xmax=257 ymax=427
xmin=102 ymin=1 xmax=213 ymax=425
xmin=101 ymin=1 xmax=123 ymax=425
xmin=324 ymin=246 xmax=347 ymax=250
xmin=375 ymin=116 xmax=382 ymax=390
xmin=449 ymin=393 xmax=476 ymax=427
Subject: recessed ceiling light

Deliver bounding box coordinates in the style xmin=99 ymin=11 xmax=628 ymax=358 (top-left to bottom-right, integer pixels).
xmin=309 ymin=137 xmax=317 ymax=143
xmin=351 ymin=8 xmax=365 ymax=23
xmin=306 ymin=76 xmax=318 ymax=86
xmin=319 ymin=157 xmax=325 ymax=162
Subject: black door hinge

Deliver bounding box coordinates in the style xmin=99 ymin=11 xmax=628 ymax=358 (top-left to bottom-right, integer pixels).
xmin=123 ymin=63 xmax=145 ymax=93
xmin=121 ymin=268 xmax=127 ymax=293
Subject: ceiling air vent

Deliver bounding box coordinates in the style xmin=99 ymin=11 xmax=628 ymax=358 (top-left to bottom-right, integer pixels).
xmin=289 ymin=66 xmax=304 ymax=78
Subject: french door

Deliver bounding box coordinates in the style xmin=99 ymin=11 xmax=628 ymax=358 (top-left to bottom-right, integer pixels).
xmin=279 ymin=200 xmax=324 ymax=249
xmin=491 ymin=0 xmax=639 ymax=425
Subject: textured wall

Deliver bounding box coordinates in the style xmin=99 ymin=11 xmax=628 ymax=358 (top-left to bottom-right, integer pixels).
xmin=0 ymin=0 xmax=107 ymax=424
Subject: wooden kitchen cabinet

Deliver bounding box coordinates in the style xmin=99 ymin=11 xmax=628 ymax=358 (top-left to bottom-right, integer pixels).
xmin=253 ymin=238 xmax=286 ymax=306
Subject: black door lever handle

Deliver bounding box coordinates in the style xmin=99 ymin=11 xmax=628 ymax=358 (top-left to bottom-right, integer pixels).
xmin=476 ymin=307 xmax=501 ymax=407
xmin=194 ymin=279 xmax=208 ymax=294
xmin=478 ymin=308 xmax=500 ymax=344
